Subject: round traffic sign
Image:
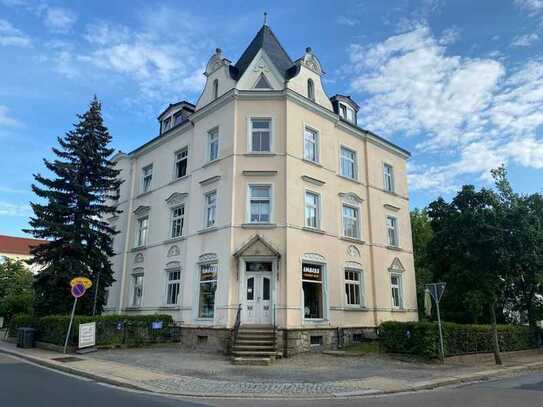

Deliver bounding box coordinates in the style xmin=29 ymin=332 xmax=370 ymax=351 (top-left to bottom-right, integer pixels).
xmin=71 ymin=283 xmax=86 ymax=298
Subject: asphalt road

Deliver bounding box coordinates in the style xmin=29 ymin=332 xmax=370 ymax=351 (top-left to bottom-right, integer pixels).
xmin=1 ymin=352 xmax=543 ymax=407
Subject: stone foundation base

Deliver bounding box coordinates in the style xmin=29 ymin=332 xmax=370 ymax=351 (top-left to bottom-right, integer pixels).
xmin=176 ymin=326 xmax=377 ymax=356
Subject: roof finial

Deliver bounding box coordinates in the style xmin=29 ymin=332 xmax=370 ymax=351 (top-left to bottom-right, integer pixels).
xmin=263 ymin=12 xmax=268 ymax=26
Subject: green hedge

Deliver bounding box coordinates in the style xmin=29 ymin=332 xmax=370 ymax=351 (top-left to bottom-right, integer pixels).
xmin=378 ymin=321 xmax=540 ymax=359
xmin=9 ymin=314 xmax=177 ymax=347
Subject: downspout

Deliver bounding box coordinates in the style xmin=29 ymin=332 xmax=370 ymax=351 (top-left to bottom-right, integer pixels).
xmin=118 ymin=158 xmax=137 ymax=314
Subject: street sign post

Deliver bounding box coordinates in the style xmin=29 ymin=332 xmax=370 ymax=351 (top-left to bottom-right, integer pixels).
xmin=63 ymin=277 xmax=93 ymax=354
xmin=425 ymin=282 xmax=447 ymax=362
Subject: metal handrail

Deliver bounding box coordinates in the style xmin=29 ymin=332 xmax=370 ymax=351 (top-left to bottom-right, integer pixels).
xmin=231 ymin=303 xmax=242 ymax=353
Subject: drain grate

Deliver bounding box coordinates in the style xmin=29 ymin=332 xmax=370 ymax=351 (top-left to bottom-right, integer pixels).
xmin=52 ymin=356 xmax=84 ymax=363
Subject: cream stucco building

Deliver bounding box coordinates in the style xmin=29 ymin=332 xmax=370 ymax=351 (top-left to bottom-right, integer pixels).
xmin=105 ymin=24 xmax=418 ymax=354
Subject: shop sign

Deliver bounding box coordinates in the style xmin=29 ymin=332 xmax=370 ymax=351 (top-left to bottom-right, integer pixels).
xmin=302 ymin=264 xmax=322 ymax=281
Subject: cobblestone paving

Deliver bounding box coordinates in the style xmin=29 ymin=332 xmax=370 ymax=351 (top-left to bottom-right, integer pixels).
xmin=93 ymin=346 xmax=481 ymax=396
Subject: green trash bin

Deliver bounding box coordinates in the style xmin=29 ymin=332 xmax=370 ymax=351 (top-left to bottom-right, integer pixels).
xmin=17 ymin=327 xmax=35 ymax=348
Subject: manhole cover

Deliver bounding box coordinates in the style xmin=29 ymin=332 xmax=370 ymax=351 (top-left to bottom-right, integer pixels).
xmin=52 ymin=357 xmax=83 ymax=363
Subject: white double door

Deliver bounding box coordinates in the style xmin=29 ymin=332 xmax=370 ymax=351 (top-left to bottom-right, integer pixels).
xmin=244 ymin=272 xmax=272 ymax=324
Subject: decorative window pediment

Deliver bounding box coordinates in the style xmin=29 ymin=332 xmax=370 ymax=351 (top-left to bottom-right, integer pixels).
xmin=302 ymin=252 xmax=326 ymax=263
xmin=389 ymin=257 xmax=405 ymax=273
xmin=165 ymin=261 xmax=181 ymax=270
xmin=134 ymin=253 xmax=144 ymax=263
xmin=339 ymin=192 xmax=364 ymax=205
xmin=165 ymin=192 xmax=188 ymax=207
xmin=133 ymin=205 xmax=150 ymax=216
xmin=254 ymin=73 xmax=272 ymax=89
xmin=345 ymin=261 xmax=362 ymax=270
xmin=199 ymin=253 xmax=218 ymax=263
xmin=132 ymin=267 xmax=144 ymax=275
xmin=234 ymin=234 xmax=281 ymax=258
xmin=346 ymin=245 xmax=360 ymax=257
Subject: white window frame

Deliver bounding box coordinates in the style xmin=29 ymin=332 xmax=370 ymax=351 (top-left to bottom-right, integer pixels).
xmin=165 ymin=267 xmax=181 ymax=306
xmin=384 ymin=163 xmax=395 ymax=193
xmin=141 ymin=164 xmax=153 ymax=193
xmin=339 ymin=102 xmax=355 ymax=123
xmin=174 ymin=147 xmax=189 ymax=179
xmin=247 ymin=184 xmax=272 ymax=224
xmin=340 ymin=146 xmax=358 ymax=180
xmin=344 ymin=268 xmax=364 ymax=307
xmin=386 ymin=215 xmax=399 ymax=247
xmin=207 ymin=127 xmax=219 ymax=162
xmin=198 ymin=261 xmax=218 ymax=319
xmin=342 ymin=203 xmax=361 ymax=240
xmin=303 ymin=125 xmax=319 ymax=163
xmin=304 ymin=190 xmax=321 ymax=229
xmin=204 ymin=190 xmax=217 ymax=228
xmin=132 ymin=272 xmax=144 ymax=307
xmin=307 ymin=78 xmax=315 ymax=101
xmin=390 ymin=272 xmax=403 ymax=309
xmin=135 ymin=216 xmax=149 ymax=248
xmin=248 ymin=117 xmax=273 ymax=153
xmin=170 ymin=205 xmax=185 ymax=239
xmin=301 ymin=260 xmax=327 ymax=321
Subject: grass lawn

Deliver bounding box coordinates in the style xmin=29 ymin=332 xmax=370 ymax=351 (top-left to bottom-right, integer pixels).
xmin=343 ymin=341 xmax=380 ymax=354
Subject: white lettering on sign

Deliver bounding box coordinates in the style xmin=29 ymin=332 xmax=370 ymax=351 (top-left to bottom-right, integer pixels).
xmin=78 ymin=322 xmax=96 ymax=349
xmin=302 ymin=264 xmax=322 ymax=281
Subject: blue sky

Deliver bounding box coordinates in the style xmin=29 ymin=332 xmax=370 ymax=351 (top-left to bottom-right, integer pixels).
xmin=1 ymin=0 xmax=542 ymax=237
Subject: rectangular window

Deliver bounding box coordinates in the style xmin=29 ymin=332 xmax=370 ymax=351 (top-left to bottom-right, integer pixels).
xmin=391 ymin=273 xmax=403 ymax=308
xmin=387 ymin=216 xmax=399 ymax=247
xmin=384 ymin=163 xmax=395 ymax=192
xmin=342 ymin=205 xmax=360 ymax=239
xmin=142 ymin=164 xmax=153 ymax=193
xmin=199 ymin=263 xmax=217 ymax=318
xmin=166 ymin=269 xmax=181 ymax=305
xmin=304 ymin=126 xmax=319 ymax=162
xmin=302 ymin=263 xmax=323 ymax=319
xmin=304 ymin=191 xmax=320 ymax=229
xmin=135 ymin=217 xmax=148 ymax=247
xmin=175 ymin=148 xmax=188 ymax=179
xmin=345 ymin=269 xmax=363 ymax=306
xmin=204 ymin=191 xmax=217 ymax=228
xmin=208 ymin=127 xmax=219 ymax=162
xmin=162 ymin=117 xmax=171 ymax=132
xmin=170 ymin=205 xmax=185 ymax=238
xmin=250 ymin=118 xmax=271 ymax=152
xmin=132 ymin=274 xmax=144 ymax=307
xmin=173 ymin=111 xmax=184 ymax=126
xmin=340 ymin=147 xmax=357 ymax=179
xmin=248 ymin=185 xmax=271 ymax=223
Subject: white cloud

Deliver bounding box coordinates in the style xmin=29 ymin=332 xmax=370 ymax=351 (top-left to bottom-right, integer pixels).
xmin=0 ymin=105 xmax=23 ymax=128
xmin=347 ymin=25 xmax=543 ymax=193
xmin=515 ymin=0 xmax=543 ymax=15
xmin=0 ymin=19 xmax=31 ymax=47
xmin=337 ymin=16 xmax=359 ymax=27
xmin=43 ymin=6 xmax=77 ymax=33
xmin=0 ymin=201 xmax=31 ymax=217
xmin=512 ymin=32 xmax=540 ymax=47
xmin=438 ymin=27 xmax=461 ymax=45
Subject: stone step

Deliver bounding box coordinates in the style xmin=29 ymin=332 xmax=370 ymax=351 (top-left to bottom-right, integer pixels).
xmin=232 ymin=350 xmax=282 ymax=357
xmin=238 ymin=329 xmax=275 ymax=334
xmin=233 ymin=344 xmax=276 ymax=351
xmin=236 ymin=339 xmax=275 ymax=345
xmin=231 ymin=357 xmax=272 ymax=366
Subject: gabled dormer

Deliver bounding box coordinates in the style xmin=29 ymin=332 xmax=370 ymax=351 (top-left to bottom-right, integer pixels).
xmin=330 ymin=95 xmax=359 ymax=125
xmin=158 ymin=101 xmax=195 ymax=134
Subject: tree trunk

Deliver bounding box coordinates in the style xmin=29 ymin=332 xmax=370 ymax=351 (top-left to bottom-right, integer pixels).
xmin=489 ymin=300 xmax=502 ymax=365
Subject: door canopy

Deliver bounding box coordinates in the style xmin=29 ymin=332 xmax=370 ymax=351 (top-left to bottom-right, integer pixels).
xmin=234 ymin=234 xmax=281 ymax=258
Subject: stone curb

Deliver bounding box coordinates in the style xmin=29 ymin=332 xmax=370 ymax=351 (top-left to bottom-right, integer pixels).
xmin=2 ymin=346 xmax=543 ymax=400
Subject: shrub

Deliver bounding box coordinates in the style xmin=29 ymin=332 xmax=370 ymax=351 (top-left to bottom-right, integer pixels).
xmin=378 ymin=321 xmax=540 ymax=359
xmin=9 ymin=313 xmax=176 ymax=347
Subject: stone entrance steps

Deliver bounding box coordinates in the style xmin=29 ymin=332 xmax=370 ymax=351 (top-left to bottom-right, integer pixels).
xmin=231 ymin=325 xmax=280 ymax=366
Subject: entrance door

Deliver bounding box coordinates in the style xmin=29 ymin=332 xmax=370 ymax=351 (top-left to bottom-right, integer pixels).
xmin=244 ymin=272 xmax=272 ymax=324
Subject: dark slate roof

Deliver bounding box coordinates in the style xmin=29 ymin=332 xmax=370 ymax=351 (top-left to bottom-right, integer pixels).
xmin=330 ymin=94 xmax=360 ymax=111
xmin=157 ymin=101 xmax=195 ymax=120
xmin=231 ymin=25 xmax=294 ymax=80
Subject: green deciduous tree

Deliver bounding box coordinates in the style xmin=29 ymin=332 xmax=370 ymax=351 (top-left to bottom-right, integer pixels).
xmin=24 ymin=98 xmax=121 ymax=316
xmin=0 ymin=257 xmax=33 ymax=322
xmin=410 ymin=209 xmax=433 ymax=319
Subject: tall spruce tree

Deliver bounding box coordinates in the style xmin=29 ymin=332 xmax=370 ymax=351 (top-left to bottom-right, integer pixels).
xmin=25 ymin=97 xmax=121 ymax=315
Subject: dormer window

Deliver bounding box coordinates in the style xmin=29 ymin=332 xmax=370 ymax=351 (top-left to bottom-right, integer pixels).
xmin=173 ymin=111 xmax=184 ymax=126
xmin=162 ymin=117 xmax=171 ymax=133
xmin=339 ymin=103 xmax=355 ymax=123
xmin=307 ymin=79 xmax=315 ymax=101
xmin=213 ymin=79 xmax=219 ymax=100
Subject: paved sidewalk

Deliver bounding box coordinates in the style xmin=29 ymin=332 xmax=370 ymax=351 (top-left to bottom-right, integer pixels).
xmin=1 ymin=341 xmax=543 ymax=399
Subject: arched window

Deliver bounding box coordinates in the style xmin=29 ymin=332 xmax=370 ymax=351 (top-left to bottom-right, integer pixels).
xmin=213 ymin=79 xmax=219 ymax=100
xmin=307 ymin=79 xmax=315 ymax=101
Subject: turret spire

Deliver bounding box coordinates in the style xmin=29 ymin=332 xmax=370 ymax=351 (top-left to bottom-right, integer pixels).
xmin=263 ymin=12 xmax=268 ymax=26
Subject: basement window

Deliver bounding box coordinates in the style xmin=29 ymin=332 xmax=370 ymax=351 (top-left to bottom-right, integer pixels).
xmin=352 ymin=333 xmax=363 ymax=343
xmin=310 ymin=335 xmax=323 ymax=346
xmin=197 ymin=335 xmax=208 ymax=345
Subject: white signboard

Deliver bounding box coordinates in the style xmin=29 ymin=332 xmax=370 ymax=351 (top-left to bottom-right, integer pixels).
xmin=78 ymin=322 xmax=96 ymax=349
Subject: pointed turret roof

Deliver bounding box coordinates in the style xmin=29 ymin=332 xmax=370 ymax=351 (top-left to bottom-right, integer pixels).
xmin=231 ymin=25 xmax=294 ymax=80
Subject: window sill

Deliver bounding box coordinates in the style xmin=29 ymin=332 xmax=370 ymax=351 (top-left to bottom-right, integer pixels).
xmin=302 ymin=158 xmax=322 ymax=168
xmin=136 ymin=190 xmax=153 ymax=199
xmin=164 ymin=236 xmax=185 ymax=244
xmin=159 ymin=305 xmax=181 ymax=310
xmin=241 ymin=223 xmax=276 ymax=229
xmin=131 ymin=246 xmax=147 ymax=252
xmin=125 ymin=306 xmax=142 ymax=311
xmin=244 ymin=152 xmax=276 ymax=157
xmin=344 ymin=306 xmax=369 ymax=312
xmin=302 ymin=226 xmax=325 ymax=235
xmin=391 ymin=308 xmax=406 ymax=312
xmin=383 ymin=189 xmax=398 ymax=196
xmin=337 ymin=174 xmax=362 ymax=185
xmin=202 ymin=159 xmax=220 ymax=168
xmin=198 ymin=226 xmax=218 ymax=235
xmin=386 ymin=245 xmax=402 ymax=251
xmin=168 ymin=175 xmax=190 ymax=186
xmin=340 ymin=236 xmax=365 ymax=245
